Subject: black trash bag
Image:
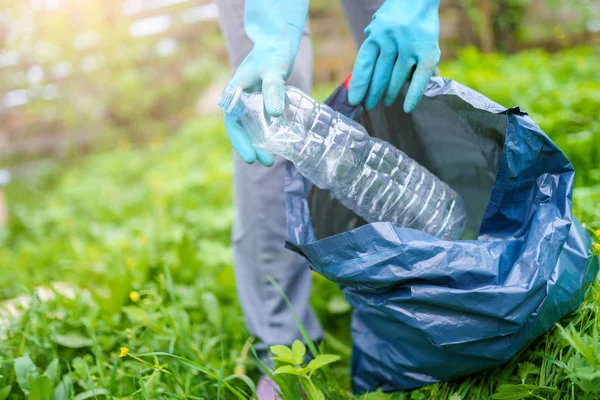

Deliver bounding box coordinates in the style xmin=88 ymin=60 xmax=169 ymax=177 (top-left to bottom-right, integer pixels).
xmin=283 ymin=75 xmax=597 ymax=392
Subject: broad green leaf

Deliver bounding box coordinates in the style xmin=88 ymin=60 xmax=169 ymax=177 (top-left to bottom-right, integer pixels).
xmin=449 ymin=394 xmax=462 ymax=400
xmin=270 ymin=345 xmax=296 ymax=364
xmin=327 ymin=295 xmax=351 ymax=314
xmin=291 ymin=340 xmax=306 ymax=365
xmin=0 ymin=386 xmax=11 ymax=400
xmin=556 ymin=323 xmax=597 ymax=368
xmin=121 ymin=306 xmax=162 ymax=324
xmin=176 ymin=285 xmax=200 ymax=308
xmin=517 ymin=362 xmax=539 ymax=383
xmin=567 ymin=365 xmax=600 ymax=381
xmin=410 ymin=391 xmax=426 ymax=400
xmin=359 ymin=391 xmax=396 ymax=400
xmin=72 ymin=388 xmax=110 ymax=400
xmin=201 ymin=291 xmax=222 ymax=330
xmin=28 ymin=376 xmax=53 ymax=400
xmin=491 ymin=384 xmax=557 ymax=400
xmin=14 ymin=356 xmax=39 ymax=395
xmin=53 ymin=377 xmax=73 ymax=400
xmin=43 ymin=359 xmax=60 ymax=384
xmin=273 ymin=365 xmax=309 ymax=377
xmin=306 ymin=354 xmax=341 ymax=372
xmin=53 ymin=332 xmax=93 ymax=348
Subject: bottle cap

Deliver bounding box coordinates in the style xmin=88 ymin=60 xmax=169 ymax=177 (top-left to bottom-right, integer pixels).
xmin=217 ymin=85 xmax=243 ymax=115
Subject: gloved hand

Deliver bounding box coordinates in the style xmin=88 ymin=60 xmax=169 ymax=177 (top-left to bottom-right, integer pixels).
xmin=225 ymin=0 xmax=309 ymax=166
xmin=348 ymin=0 xmax=441 ymax=113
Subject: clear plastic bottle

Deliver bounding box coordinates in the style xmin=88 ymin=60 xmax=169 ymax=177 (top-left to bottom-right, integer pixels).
xmin=218 ymin=85 xmax=467 ymax=240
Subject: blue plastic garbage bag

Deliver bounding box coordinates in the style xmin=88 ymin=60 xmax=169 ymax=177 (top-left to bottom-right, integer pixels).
xmin=283 ymin=75 xmax=597 ymax=392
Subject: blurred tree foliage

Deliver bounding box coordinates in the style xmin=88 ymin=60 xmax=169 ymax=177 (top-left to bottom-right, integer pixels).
xmin=457 ymin=0 xmax=597 ymax=53
xmin=0 ymin=0 xmax=226 ymax=164
xmin=0 ymin=0 xmax=597 ymax=168
xmin=459 ymin=0 xmax=531 ymax=52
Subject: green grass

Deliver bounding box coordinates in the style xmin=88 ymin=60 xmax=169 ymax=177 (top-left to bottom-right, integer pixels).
xmin=0 ymin=46 xmax=599 ymax=399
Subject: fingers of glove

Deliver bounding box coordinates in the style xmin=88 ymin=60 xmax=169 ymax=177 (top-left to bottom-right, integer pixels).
xmin=225 ymin=115 xmax=273 ymax=167
xmin=224 ymin=115 xmax=257 ymax=164
xmin=403 ymin=61 xmax=435 ymax=113
xmin=383 ymin=58 xmax=415 ymax=107
xmin=348 ymin=39 xmax=379 ymax=106
xmin=365 ymin=45 xmax=397 ymax=110
xmin=230 ymin=63 xmax=261 ymax=90
xmin=255 ymin=148 xmax=274 ymax=167
xmin=262 ymin=72 xmax=286 ymax=117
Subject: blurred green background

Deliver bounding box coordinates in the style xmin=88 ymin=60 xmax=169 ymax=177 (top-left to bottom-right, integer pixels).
xmin=0 ymin=0 xmax=599 ymax=170
xmin=0 ymin=1 xmax=599 ymax=399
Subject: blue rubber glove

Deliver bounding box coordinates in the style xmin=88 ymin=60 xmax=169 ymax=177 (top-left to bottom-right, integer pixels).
xmin=224 ymin=0 xmax=309 ymax=166
xmin=348 ymin=0 xmax=441 ymax=113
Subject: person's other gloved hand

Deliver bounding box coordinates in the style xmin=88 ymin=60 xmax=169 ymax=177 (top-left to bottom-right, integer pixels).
xmin=348 ymin=0 xmax=441 ymax=113
xmin=225 ymin=0 xmax=309 ymax=167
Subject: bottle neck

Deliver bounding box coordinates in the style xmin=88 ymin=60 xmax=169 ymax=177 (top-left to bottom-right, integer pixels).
xmin=218 ymin=85 xmax=245 ymax=118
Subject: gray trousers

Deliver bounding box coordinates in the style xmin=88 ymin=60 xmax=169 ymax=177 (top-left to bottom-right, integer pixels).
xmin=213 ymin=0 xmax=384 ymax=362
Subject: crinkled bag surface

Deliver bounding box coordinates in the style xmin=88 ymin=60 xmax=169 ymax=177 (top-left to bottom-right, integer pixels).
xmin=283 ymin=76 xmax=597 ymax=392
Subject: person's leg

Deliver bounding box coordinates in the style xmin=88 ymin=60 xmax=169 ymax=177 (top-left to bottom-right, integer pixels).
xmin=213 ymin=0 xmax=322 ymax=367
xmin=338 ymin=0 xmax=384 ymax=47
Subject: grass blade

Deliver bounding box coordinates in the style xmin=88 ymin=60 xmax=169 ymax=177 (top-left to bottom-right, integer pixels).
xmin=136 ymin=352 xmax=249 ymax=399
xmin=266 ymin=275 xmax=320 ymax=358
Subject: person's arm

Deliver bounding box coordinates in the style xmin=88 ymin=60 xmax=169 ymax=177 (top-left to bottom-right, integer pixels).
xmin=224 ymin=0 xmax=310 ymax=166
xmin=348 ymin=0 xmax=440 ymax=113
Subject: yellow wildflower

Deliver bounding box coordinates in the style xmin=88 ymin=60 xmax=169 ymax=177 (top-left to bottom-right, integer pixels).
xmin=119 ymin=347 xmax=129 ymax=358
xmin=594 ymin=243 xmax=600 ymax=251
xmin=126 ymin=257 xmax=136 ymax=270
xmin=129 ymin=291 xmax=140 ymax=303
xmin=595 ymin=230 xmax=600 ymax=237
